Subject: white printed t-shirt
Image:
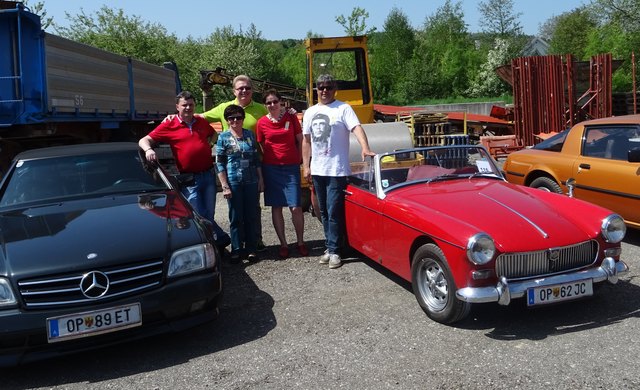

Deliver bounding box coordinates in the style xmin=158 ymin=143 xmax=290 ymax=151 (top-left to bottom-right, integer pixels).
xmin=302 ymin=100 xmax=360 ymax=177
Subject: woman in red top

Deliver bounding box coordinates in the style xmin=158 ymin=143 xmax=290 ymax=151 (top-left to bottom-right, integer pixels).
xmin=256 ymin=89 xmax=308 ymax=259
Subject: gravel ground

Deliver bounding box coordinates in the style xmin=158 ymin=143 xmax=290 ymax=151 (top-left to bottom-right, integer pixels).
xmin=4 ymin=193 xmax=640 ymax=390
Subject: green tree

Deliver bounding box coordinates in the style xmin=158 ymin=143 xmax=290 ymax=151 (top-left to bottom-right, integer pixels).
xmin=478 ymin=0 xmax=523 ymax=37
xmin=547 ymin=7 xmax=597 ymax=59
xmin=410 ymin=0 xmax=478 ymax=99
xmin=592 ymin=0 xmax=640 ymax=33
xmin=335 ymin=7 xmax=376 ymax=36
xmin=56 ymin=7 xmax=178 ymax=66
xmin=24 ymin=0 xmax=53 ymax=30
xmin=467 ymin=38 xmax=511 ymax=97
xmin=369 ymin=7 xmax=416 ymax=104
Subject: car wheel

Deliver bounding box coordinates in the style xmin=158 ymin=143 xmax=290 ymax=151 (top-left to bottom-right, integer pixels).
xmin=411 ymin=244 xmax=471 ymax=324
xmin=529 ymin=176 xmax=562 ymax=194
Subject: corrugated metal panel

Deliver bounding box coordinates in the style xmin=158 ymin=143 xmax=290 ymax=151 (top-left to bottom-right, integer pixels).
xmin=131 ymin=59 xmax=176 ymax=116
xmin=44 ymin=33 xmax=131 ymax=115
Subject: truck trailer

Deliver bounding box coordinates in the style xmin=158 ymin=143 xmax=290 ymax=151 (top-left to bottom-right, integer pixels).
xmin=0 ymin=1 xmax=181 ymax=173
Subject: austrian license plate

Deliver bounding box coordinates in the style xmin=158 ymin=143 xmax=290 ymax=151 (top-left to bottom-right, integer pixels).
xmin=47 ymin=303 xmax=142 ymax=343
xmin=527 ymin=279 xmax=593 ymax=306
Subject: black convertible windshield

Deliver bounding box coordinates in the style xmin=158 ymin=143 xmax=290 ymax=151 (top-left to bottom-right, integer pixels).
xmin=0 ymin=150 xmax=169 ymax=207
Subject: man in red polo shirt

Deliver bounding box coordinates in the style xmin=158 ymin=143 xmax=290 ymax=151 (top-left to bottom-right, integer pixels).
xmin=139 ymin=91 xmax=230 ymax=247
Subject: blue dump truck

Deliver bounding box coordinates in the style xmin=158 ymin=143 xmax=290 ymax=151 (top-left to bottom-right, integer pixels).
xmin=0 ymin=1 xmax=182 ymax=173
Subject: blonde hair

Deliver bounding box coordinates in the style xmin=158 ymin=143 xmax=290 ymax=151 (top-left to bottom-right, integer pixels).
xmin=233 ymin=75 xmax=252 ymax=88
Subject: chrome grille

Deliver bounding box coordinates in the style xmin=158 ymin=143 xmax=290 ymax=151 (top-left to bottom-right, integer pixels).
xmin=495 ymin=240 xmax=598 ymax=280
xmin=18 ymin=260 xmax=163 ymax=308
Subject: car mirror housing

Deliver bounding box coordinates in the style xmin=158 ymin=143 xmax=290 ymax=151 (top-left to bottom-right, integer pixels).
xmin=628 ymin=148 xmax=640 ymax=163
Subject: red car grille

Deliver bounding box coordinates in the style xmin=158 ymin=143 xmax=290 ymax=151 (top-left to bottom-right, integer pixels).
xmin=495 ymin=240 xmax=599 ymax=280
xmin=17 ymin=260 xmax=164 ymax=309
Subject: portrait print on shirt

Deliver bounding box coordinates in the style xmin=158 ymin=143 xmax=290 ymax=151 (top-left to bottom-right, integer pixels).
xmin=310 ymin=112 xmax=331 ymax=155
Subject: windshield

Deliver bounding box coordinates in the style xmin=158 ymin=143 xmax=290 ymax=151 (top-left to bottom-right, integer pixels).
xmin=349 ymin=145 xmax=504 ymax=195
xmin=533 ymin=130 xmax=568 ymax=152
xmin=0 ymin=150 xmax=169 ymax=208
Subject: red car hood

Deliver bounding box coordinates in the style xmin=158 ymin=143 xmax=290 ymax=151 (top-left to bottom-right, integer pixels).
xmin=385 ymin=179 xmax=608 ymax=252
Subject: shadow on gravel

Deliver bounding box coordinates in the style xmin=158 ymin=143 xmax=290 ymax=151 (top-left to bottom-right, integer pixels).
xmin=624 ymin=227 xmax=640 ymax=246
xmin=2 ymin=260 xmax=276 ymax=388
xmin=459 ymin=279 xmax=640 ymax=341
xmin=351 ymin=246 xmax=640 ymax=342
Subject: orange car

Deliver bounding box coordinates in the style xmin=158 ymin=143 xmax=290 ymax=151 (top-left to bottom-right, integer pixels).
xmin=503 ymin=115 xmax=640 ymax=229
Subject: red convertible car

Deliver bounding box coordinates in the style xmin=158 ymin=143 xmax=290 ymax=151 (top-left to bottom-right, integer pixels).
xmin=345 ymin=145 xmax=628 ymax=324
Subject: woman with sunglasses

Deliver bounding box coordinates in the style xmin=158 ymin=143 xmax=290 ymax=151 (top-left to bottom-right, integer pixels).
xmin=256 ymin=89 xmax=308 ymax=259
xmin=216 ymin=105 xmax=264 ymax=263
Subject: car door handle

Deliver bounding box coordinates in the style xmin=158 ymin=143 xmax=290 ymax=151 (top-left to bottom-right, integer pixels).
xmin=344 ymin=190 xmax=353 ymax=196
xmin=579 ymin=163 xmax=591 ymax=170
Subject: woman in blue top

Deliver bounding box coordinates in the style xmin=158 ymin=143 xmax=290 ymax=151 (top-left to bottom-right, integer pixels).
xmin=216 ymin=105 xmax=264 ymax=262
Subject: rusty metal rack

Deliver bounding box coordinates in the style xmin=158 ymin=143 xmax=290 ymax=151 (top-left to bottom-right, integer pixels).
xmin=498 ymin=54 xmax=616 ymax=146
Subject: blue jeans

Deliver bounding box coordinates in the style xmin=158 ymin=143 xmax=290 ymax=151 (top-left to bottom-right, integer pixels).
xmin=312 ymin=175 xmax=347 ymax=255
xmin=181 ymin=170 xmax=229 ymax=244
xmin=227 ymin=181 xmax=259 ymax=254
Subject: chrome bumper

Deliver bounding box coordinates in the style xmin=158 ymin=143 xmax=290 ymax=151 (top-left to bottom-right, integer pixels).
xmin=456 ymin=258 xmax=629 ymax=305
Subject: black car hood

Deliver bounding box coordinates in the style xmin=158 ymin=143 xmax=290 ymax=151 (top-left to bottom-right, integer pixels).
xmin=0 ymin=192 xmax=205 ymax=279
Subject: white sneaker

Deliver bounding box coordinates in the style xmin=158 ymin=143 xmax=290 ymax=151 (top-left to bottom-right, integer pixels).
xmin=328 ymin=254 xmax=342 ymax=269
xmin=319 ymin=250 xmax=330 ymax=264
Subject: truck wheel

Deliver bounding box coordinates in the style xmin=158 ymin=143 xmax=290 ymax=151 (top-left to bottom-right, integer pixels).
xmin=411 ymin=244 xmax=470 ymax=324
xmin=530 ymin=177 xmax=562 ymax=194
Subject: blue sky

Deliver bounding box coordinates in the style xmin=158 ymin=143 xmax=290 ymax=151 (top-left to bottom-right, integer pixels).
xmin=41 ymin=0 xmax=589 ymax=40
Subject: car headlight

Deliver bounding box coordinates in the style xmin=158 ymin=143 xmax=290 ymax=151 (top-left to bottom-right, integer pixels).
xmin=0 ymin=278 xmax=17 ymax=307
xmin=168 ymin=243 xmax=216 ymax=278
xmin=467 ymin=233 xmax=496 ymax=265
xmin=601 ymin=214 xmax=626 ymax=244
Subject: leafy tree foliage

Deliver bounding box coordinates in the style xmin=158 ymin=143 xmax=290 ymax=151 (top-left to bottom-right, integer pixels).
xmin=369 ymin=8 xmax=416 ymax=104
xmin=547 ymin=7 xmax=597 ymax=60
xmin=56 ymin=7 xmax=178 ymax=66
xmin=592 ymin=0 xmax=640 ymax=33
xmin=23 ymin=0 xmax=53 ymax=30
xmin=467 ymin=38 xmax=511 ymax=97
xmin=478 ymin=0 xmax=523 ymax=37
xmin=335 ymin=7 xmax=376 ymax=36
xmin=410 ymin=1 xmax=478 ymax=99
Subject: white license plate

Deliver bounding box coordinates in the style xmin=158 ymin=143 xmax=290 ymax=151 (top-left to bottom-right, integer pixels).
xmin=527 ymin=279 xmax=593 ymax=306
xmin=47 ymin=303 xmax=142 ymax=343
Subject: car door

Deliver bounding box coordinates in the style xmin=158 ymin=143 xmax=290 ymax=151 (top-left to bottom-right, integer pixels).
xmin=344 ymin=161 xmax=383 ymax=262
xmin=572 ymin=124 xmax=640 ymax=224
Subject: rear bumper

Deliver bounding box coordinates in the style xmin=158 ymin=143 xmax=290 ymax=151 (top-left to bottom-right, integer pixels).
xmin=456 ymin=257 xmax=628 ymax=305
xmin=0 ymin=271 xmax=221 ymax=367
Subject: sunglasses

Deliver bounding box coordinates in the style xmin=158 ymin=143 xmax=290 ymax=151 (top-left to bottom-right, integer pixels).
xmin=235 ymin=86 xmax=252 ymax=91
xmin=226 ymin=116 xmax=244 ymax=122
xmin=265 ymin=100 xmax=280 ymax=106
xmin=317 ymin=86 xmax=334 ymax=91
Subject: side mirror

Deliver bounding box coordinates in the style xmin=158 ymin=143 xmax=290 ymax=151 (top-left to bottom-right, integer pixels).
xmin=629 ymin=148 xmax=640 ymax=163
xmin=566 ymin=178 xmax=576 ymax=198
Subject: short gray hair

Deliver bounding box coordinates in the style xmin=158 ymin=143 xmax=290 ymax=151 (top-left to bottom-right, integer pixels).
xmin=316 ymin=74 xmax=337 ymax=88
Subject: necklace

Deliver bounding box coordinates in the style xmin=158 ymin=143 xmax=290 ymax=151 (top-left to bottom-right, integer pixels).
xmin=267 ymin=111 xmax=285 ymax=123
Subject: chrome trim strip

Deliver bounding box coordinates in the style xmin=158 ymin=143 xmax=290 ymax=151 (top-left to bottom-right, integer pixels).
xmin=479 ymin=192 xmax=548 ymax=238
xmin=574 ymin=184 xmax=640 ymax=201
xmin=109 ymin=270 xmax=163 ymax=285
xmin=456 ymin=259 xmax=628 ymax=304
xmin=23 ymin=281 xmax=161 ymax=307
xmin=105 ymin=261 xmax=163 ymax=275
xmin=18 ymin=275 xmax=82 ymax=286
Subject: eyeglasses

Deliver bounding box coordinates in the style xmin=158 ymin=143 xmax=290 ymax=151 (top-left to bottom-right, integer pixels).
xmin=226 ymin=116 xmax=244 ymax=122
xmin=265 ymin=100 xmax=280 ymax=106
xmin=235 ymin=86 xmax=252 ymax=91
xmin=317 ymin=85 xmax=334 ymax=91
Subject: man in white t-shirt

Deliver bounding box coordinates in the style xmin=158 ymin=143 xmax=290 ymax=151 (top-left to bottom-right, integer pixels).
xmin=302 ymin=74 xmax=375 ymax=269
